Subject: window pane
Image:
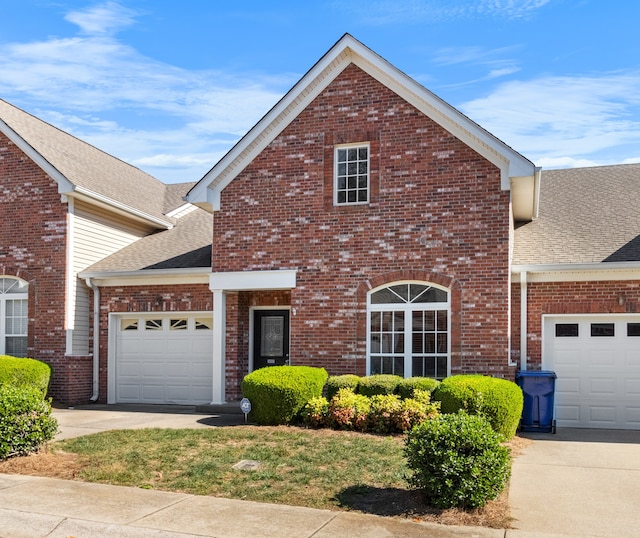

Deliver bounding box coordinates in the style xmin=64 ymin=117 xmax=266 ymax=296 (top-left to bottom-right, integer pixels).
xmin=358 ymin=147 xmax=368 ymax=160
xmin=337 ymin=149 xmax=346 ymax=161
xmin=556 ymin=323 xmax=578 ymax=337
xmin=370 ymin=334 xmax=381 ymax=353
xmin=347 ymin=148 xmax=357 ymax=160
xmin=425 ymin=333 xmax=435 ymax=353
xmin=591 ymin=323 xmax=614 ymax=337
xmin=347 ymin=190 xmax=357 ymax=202
xmin=6 ymin=336 xmax=27 ymax=357
xmin=437 ymin=333 xmax=448 ymax=353
xmin=145 ymin=319 xmax=163 ymax=330
xmin=628 ymin=323 xmax=640 ymax=337
xmin=425 ymin=311 xmax=435 ymax=331
xmin=170 ymin=319 xmax=188 ymax=330
xmin=370 ymin=311 xmax=381 ymax=331
xmin=337 ymin=163 xmax=346 ymax=175
xmin=437 ymin=310 xmax=448 ymax=331
xmin=357 ymin=190 xmax=368 ymax=202
xmin=436 ymin=356 xmax=448 ymax=378
xmin=412 ymin=331 xmax=423 ymax=353
xmin=337 ymin=191 xmax=346 ymax=204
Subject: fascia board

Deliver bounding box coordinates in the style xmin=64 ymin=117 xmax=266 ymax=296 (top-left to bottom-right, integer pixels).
xmin=512 ymin=262 xmax=640 ymax=282
xmin=80 ymin=267 xmax=211 ymax=287
xmin=210 ymin=270 xmax=297 ymax=291
xmin=187 ymin=34 xmax=536 ymax=211
xmin=0 ymin=118 xmax=74 ymax=192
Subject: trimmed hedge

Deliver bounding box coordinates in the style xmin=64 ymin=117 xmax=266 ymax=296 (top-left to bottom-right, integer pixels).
xmin=357 ymin=374 xmax=402 ymax=397
xmin=396 ymin=377 xmax=439 ymax=399
xmin=0 ymin=355 xmax=52 ymax=397
xmin=432 ymin=374 xmax=523 ymax=439
xmin=326 ymin=374 xmax=361 ymax=400
xmin=405 ymin=411 xmax=511 ymax=509
xmin=0 ymin=385 xmax=58 ymax=460
xmin=241 ymin=366 xmax=328 ymax=425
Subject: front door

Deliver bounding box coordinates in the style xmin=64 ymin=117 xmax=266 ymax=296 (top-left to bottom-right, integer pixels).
xmin=253 ymin=309 xmax=290 ymax=370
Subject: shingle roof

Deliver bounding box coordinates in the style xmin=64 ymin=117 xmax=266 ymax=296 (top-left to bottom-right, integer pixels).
xmin=514 ymin=163 xmax=640 ymax=265
xmin=0 ymin=98 xmax=171 ymax=226
xmin=82 ymin=208 xmax=212 ymax=273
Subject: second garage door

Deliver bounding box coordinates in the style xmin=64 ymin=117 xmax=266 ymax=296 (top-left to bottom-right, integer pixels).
xmin=113 ymin=314 xmax=213 ymax=405
xmin=543 ymin=315 xmax=640 ymax=429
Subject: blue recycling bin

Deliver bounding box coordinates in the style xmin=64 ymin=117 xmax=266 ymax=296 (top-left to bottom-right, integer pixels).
xmin=516 ymin=370 xmax=557 ymax=433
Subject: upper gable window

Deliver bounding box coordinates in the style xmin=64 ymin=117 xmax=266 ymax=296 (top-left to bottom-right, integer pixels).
xmin=335 ymin=144 xmax=369 ymax=205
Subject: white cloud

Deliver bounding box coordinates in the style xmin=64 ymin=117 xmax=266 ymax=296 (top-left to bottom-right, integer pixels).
xmin=460 ymin=72 xmax=640 ymax=166
xmin=65 ymin=1 xmax=138 ymax=35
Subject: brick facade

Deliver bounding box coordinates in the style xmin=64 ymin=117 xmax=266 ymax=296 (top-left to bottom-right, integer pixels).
xmin=0 ymin=131 xmax=74 ymax=402
xmin=213 ymin=64 xmax=515 ymax=387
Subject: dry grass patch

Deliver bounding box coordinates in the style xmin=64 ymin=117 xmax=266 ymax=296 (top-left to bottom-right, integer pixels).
xmin=0 ymin=425 xmax=528 ymax=529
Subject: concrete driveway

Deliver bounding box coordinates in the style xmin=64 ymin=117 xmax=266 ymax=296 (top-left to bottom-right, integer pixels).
xmin=509 ymin=428 xmax=640 ymax=537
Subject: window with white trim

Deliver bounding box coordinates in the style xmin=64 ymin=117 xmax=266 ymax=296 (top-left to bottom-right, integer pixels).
xmin=0 ymin=277 xmax=28 ymax=356
xmin=367 ymin=282 xmax=449 ymax=380
xmin=335 ymin=144 xmax=369 ymax=205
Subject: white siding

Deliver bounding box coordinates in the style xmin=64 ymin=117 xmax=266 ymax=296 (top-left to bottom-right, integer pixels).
xmin=69 ymin=200 xmax=155 ymax=355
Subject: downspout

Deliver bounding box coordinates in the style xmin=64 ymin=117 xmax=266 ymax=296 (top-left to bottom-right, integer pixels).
xmin=520 ymin=271 xmax=528 ymax=371
xmin=85 ymin=277 xmax=100 ymax=401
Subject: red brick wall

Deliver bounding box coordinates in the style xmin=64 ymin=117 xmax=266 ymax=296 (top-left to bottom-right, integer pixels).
xmin=0 ymin=131 xmax=72 ymax=402
xmin=213 ymin=64 xmax=513 ymax=382
xmin=514 ymin=279 xmax=640 ymax=369
xmin=96 ymin=284 xmax=212 ymax=403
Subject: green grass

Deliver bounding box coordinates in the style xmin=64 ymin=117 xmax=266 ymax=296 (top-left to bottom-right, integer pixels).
xmin=55 ymin=426 xmax=408 ymax=510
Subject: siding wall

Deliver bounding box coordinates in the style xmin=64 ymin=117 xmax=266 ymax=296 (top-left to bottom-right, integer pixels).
xmin=69 ymin=200 xmax=152 ymax=354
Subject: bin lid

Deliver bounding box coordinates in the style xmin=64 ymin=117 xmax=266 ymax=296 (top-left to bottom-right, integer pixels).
xmin=516 ymin=370 xmax=557 ymax=378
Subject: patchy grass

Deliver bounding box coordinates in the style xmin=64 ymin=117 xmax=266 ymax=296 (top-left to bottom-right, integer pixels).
xmin=0 ymin=426 xmax=526 ymax=528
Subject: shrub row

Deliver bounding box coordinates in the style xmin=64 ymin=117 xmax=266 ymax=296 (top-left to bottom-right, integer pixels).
xmin=326 ymin=374 xmax=439 ymax=400
xmin=300 ymin=388 xmax=439 ymax=434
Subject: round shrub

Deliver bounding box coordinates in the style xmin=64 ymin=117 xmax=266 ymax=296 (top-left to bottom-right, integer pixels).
xmin=325 ymin=374 xmax=361 ymax=400
xmin=404 ymin=412 xmax=511 ymax=509
xmin=328 ymin=388 xmax=371 ymax=431
xmin=0 ymin=355 xmax=52 ymax=397
xmin=368 ymin=394 xmax=402 ymax=433
xmin=396 ymin=377 xmax=439 ymax=399
xmin=0 ymin=385 xmax=58 ymax=460
xmin=432 ymin=375 xmax=523 ymax=439
xmin=300 ymin=396 xmax=329 ymax=428
xmin=241 ymin=366 xmax=328 ymax=425
xmin=357 ymin=374 xmax=402 ymax=397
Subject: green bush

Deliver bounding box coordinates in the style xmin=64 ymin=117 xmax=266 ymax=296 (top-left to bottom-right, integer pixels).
xmin=325 ymin=374 xmax=361 ymax=400
xmin=368 ymin=394 xmax=402 ymax=434
xmin=394 ymin=390 xmax=440 ymax=432
xmin=328 ymin=388 xmax=371 ymax=431
xmin=0 ymin=385 xmax=58 ymax=460
xmin=432 ymin=375 xmax=523 ymax=439
xmin=241 ymin=366 xmax=328 ymax=425
xmin=404 ymin=412 xmax=511 ymax=509
xmin=396 ymin=377 xmax=439 ymax=399
xmin=357 ymin=374 xmax=402 ymax=397
xmin=300 ymin=396 xmax=329 ymax=428
xmin=0 ymin=355 xmax=52 ymax=397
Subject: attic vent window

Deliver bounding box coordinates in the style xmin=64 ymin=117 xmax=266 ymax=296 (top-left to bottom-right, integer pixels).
xmin=335 ymin=144 xmax=369 ymax=205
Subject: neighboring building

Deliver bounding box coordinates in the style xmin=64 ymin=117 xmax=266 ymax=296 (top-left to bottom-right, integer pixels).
xmin=2 ymin=34 xmax=639 ymax=429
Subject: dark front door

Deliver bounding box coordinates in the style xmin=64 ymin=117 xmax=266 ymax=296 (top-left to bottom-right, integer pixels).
xmin=253 ymin=309 xmax=290 ymax=370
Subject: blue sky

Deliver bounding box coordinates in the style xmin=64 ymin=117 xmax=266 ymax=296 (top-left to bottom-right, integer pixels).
xmin=1 ymin=1 xmax=639 ymax=184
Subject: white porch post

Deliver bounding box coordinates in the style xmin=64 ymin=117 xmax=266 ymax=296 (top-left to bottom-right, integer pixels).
xmin=520 ymin=271 xmax=528 ymax=371
xmin=211 ymin=288 xmax=226 ymax=404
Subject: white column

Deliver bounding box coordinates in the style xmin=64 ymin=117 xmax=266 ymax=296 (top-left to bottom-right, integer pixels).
xmin=520 ymin=271 xmax=528 ymax=371
xmin=211 ymin=289 xmax=226 ymax=404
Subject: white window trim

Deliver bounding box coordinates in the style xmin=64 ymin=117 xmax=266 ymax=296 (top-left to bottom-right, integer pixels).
xmin=0 ymin=277 xmax=29 ymax=356
xmin=334 ymin=142 xmax=370 ymax=206
xmin=366 ymin=281 xmax=451 ymax=379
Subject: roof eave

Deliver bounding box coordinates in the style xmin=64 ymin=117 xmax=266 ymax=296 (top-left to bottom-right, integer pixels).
xmin=80 ymin=267 xmax=212 ymax=287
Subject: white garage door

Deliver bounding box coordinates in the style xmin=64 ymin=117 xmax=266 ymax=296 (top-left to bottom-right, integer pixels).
xmin=543 ymin=315 xmax=640 ymax=429
xmin=114 ymin=314 xmax=213 ymax=405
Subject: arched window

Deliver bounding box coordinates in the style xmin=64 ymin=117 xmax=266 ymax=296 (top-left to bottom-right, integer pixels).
xmin=367 ymin=281 xmax=449 ymax=379
xmin=0 ymin=277 xmax=28 ymax=356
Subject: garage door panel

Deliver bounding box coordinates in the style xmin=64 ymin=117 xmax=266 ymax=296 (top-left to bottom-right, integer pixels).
xmin=115 ymin=314 xmax=213 ymax=405
xmin=544 ymin=315 xmax=640 ymax=430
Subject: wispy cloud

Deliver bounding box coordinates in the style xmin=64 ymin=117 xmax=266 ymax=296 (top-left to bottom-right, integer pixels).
xmin=460 ymin=72 xmax=640 ymax=167
xmin=333 ymin=0 xmax=551 ymax=24
xmin=0 ymin=2 xmax=291 ymax=182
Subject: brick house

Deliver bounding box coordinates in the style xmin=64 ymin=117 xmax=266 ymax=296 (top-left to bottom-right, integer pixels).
xmin=2 ymin=34 xmax=639 ymax=429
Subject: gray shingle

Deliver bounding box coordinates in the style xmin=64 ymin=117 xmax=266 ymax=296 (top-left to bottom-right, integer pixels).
xmin=514 ymin=163 xmax=640 ymax=265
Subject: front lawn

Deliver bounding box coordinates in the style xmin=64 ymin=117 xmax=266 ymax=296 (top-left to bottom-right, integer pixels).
xmin=0 ymin=425 xmax=518 ymax=528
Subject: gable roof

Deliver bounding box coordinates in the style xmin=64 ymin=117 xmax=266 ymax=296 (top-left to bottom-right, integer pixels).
xmin=80 ymin=206 xmax=212 ymax=276
xmin=187 ymin=34 xmax=539 ymax=221
xmin=513 ymin=163 xmax=640 ymax=266
xmin=0 ymin=98 xmax=173 ymax=229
